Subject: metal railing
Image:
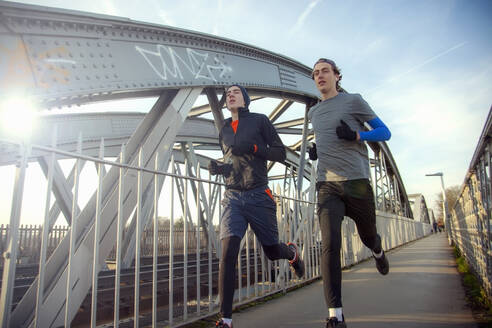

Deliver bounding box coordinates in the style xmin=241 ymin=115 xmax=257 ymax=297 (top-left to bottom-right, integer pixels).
xmin=0 ymin=137 xmax=432 ymax=327
xmin=0 ymin=225 xmax=221 ymax=267
xmin=449 ymin=107 xmax=492 ymax=299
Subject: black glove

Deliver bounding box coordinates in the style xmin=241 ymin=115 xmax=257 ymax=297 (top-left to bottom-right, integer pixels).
xmin=308 ymin=143 xmax=318 ymax=160
xmin=208 ymin=160 xmax=222 ymax=175
xmin=231 ymin=142 xmax=255 ymax=156
xmin=336 ymin=120 xmax=357 ymax=141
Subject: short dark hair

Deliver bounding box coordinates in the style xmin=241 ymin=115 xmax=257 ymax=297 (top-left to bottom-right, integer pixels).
xmin=312 ymin=58 xmax=343 ymax=91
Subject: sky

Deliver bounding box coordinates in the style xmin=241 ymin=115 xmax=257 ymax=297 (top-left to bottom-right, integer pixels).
xmin=1 ymin=0 xmax=491 ymax=223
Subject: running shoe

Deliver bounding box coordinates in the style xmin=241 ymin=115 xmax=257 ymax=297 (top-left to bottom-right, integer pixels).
xmin=374 ymin=250 xmax=389 ymax=275
xmin=326 ymin=316 xmax=347 ymax=328
xmin=215 ymin=319 xmax=233 ymax=328
xmin=287 ymin=242 xmax=305 ymax=278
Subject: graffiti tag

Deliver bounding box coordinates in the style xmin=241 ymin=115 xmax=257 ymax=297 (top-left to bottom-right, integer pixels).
xmin=136 ymin=45 xmax=231 ymax=82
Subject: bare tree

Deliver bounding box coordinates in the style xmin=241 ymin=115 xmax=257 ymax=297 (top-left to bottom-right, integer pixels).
xmin=434 ymin=185 xmax=461 ymax=222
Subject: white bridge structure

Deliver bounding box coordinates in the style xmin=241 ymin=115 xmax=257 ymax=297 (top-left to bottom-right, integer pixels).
xmin=0 ymin=2 xmax=433 ymax=327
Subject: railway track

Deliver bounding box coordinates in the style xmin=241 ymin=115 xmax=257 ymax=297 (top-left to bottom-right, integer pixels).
xmin=1 ymin=250 xmax=280 ymax=326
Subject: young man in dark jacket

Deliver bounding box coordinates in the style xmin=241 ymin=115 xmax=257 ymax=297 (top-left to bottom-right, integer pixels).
xmin=308 ymin=59 xmax=391 ymax=328
xmin=209 ymin=85 xmax=305 ymax=328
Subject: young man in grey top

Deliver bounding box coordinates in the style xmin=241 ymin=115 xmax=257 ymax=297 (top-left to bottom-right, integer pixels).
xmin=308 ymin=58 xmax=391 ymax=328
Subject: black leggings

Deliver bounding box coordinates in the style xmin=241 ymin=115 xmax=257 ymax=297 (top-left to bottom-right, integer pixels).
xmin=219 ymin=236 xmax=294 ymax=318
xmin=317 ymin=179 xmax=382 ymax=308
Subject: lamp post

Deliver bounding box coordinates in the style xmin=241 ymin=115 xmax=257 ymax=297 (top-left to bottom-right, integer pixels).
xmin=425 ymin=172 xmax=452 ymax=245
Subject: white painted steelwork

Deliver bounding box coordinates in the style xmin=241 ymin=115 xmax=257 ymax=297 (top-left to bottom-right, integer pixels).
xmin=0 ymin=2 xmax=427 ymax=327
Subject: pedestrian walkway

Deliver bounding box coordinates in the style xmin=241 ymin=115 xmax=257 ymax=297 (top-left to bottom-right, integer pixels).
xmin=231 ymin=233 xmax=477 ymax=327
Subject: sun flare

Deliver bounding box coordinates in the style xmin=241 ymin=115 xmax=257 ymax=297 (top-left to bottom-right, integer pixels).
xmin=0 ymin=95 xmax=38 ymax=140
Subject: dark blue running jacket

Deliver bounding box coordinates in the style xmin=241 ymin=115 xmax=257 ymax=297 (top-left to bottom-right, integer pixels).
xmin=218 ymin=107 xmax=286 ymax=191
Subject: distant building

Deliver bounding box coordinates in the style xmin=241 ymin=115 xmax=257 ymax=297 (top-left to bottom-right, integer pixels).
xmin=428 ymin=208 xmax=436 ymax=224
xmin=408 ymin=193 xmax=431 ymax=223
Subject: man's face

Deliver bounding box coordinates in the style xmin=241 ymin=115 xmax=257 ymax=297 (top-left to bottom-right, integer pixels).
xmin=312 ymin=62 xmax=339 ymax=94
xmin=226 ymin=86 xmax=245 ymax=111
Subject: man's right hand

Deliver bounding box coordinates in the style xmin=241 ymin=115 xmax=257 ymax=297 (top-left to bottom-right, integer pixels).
xmin=208 ymin=160 xmax=220 ymax=175
xmin=336 ymin=120 xmax=357 ymax=141
xmin=308 ymin=143 xmax=318 ymax=160
xmin=231 ymin=142 xmax=255 ymax=156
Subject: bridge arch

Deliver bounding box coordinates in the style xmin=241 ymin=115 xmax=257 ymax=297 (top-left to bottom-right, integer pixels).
xmin=0 ymin=2 xmax=422 ymax=327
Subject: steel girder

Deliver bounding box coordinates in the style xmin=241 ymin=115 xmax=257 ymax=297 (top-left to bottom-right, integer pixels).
xmin=37 ymin=156 xmax=82 ymax=226
xmin=9 ymin=87 xmax=202 ymax=327
xmin=119 ymin=140 xmax=220 ymax=269
xmin=372 ymin=145 xmax=413 ymax=218
xmin=0 ymin=1 xmax=317 ymax=108
xmin=0 ymin=113 xmax=219 ymax=164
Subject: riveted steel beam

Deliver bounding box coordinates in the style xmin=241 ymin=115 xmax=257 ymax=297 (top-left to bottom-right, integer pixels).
xmin=0 ymin=1 xmax=317 ymax=109
xmin=269 ymin=99 xmax=293 ymax=123
xmin=273 ymin=118 xmax=304 ymax=129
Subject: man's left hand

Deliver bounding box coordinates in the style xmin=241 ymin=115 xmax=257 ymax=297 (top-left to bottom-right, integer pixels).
xmin=336 ymin=120 xmax=358 ymax=141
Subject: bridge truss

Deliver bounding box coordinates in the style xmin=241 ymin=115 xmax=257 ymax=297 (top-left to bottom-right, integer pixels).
xmin=0 ymin=1 xmax=419 ymax=327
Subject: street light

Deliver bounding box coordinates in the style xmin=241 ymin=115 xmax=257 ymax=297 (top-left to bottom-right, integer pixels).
xmin=425 ymin=172 xmax=452 ymax=245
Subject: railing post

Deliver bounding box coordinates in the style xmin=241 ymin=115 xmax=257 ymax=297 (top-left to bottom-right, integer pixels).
xmin=65 ymin=132 xmax=82 ymax=327
xmin=113 ymin=144 xmax=126 ymax=328
xmin=90 ymin=138 xmax=105 ymax=328
xmin=35 ymin=127 xmax=57 ymax=327
xmin=169 ymin=156 xmax=175 ymax=326
xmin=133 ymin=148 xmax=143 ymax=328
xmin=0 ymin=142 xmax=30 ymax=328
xmin=152 ymin=152 xmax=159 ymax=327
xmin=183 ymin=159 xmax=189 ymax=320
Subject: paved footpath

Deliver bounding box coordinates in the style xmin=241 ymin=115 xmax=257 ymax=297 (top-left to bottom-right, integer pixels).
xmin=231 ymin=233 xmax=477 ymax=328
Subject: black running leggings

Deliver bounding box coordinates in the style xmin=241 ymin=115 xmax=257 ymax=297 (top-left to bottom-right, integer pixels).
xmin=219 ymin=236 xmax=294 ymax=318
xmin=317 ymin=179 xmax=382 ymax=308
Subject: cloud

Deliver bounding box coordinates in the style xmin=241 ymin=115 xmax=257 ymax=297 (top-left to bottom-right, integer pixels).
xmin=371 ymin=72 xmax=490 ymax=213
xmin=101 ymin=0 xmax=119 ymax=16
xmin=158 ymin=10 xmax=175 ymax=26
xmin=290 ymin=0 xmax=322 ymax=33
xmin=366 ymin=41 xmax=467 ymax=94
